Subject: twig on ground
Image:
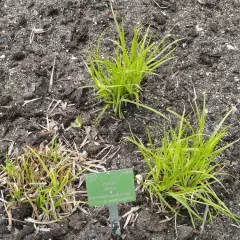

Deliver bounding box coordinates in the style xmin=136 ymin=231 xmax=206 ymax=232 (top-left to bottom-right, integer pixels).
xmin=103 ymin=146 xmax=121 ymax=164
xmin=2 ymin=217 xmax=26 ymax=224
xmin=174 ymin=214 xmax=178 ymax=239
xmin=123 ymin=213 xmax=132 ymax=229
xmin=122 ymin=207 xmax=140 ymax=229
xmin=132 ymin=213 xmax=139 ymax=226
xmin=48 ymin=100 xmax=62 ymax=115
xmin=7 ymin=141 xmax=15 ymax=156
xmin=48 ymin=57 xmax=56 ymax=92
xmin=22 ymin=97 xmax=42 ymax=107
xmin=122 ymin=207 xmax=140 ymax=218
xmin=79 ymin=135 xmax=89 ymax=149
xmin=46 ymin=114 xmax=50 ymax=131
xmin=24 ymin=217 xmax=59 ymax=225
xmin=231 ymin=224 xmax=240 ymax=229
xmin=152 ymin=0 xmax=168 ymax=9
xmin=95 ymin=145 xmax=111 ymax=158
xmin=78 ymin=206 xmax=89 ymax=215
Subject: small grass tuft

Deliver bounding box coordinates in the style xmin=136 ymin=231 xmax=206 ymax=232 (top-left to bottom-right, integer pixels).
xmin=0 ymin=137 xmax=89 ymax=221
xmin=128 ymin=97 xmax=240 ymax=228
xmin=85 ymin=4 xmax=181 ymax=119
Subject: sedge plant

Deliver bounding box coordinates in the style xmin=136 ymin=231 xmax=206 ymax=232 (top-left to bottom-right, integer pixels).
xmin=128 ymin=98 xmax=240 ymax=228
xmin=85 ymin=4 xmax=181 ymax=119
xmin=0 ymin=137 xmax=87 ymax=221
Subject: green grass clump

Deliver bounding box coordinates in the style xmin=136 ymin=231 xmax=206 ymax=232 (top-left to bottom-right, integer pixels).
xmin=0 ymin=137 xmax=86 ymax=221
xmin=128 ymin=98 xmax=240 ymax=227
xmin=85 ymin=4 xmax=180 ymax=119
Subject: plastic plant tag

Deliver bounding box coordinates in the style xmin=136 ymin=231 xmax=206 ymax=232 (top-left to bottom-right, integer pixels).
xmin=86 ymin=169 xmax=136 ymax=237
xmin=86 ymin=168 xmax=136 ymax=206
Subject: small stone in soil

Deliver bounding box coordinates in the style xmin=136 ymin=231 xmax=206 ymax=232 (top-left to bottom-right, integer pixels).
xmin=153 ymin=12 xmax=166 ymax=25
xmin=23 ymin=91 xmax=35 ymax=100
xmin=177 ymin=225 xmax=194 ymax=240
xmin=209 ymin=22 xmax=218 ymax=33
xmin=204 ymin=0 xmax=217 ymax=8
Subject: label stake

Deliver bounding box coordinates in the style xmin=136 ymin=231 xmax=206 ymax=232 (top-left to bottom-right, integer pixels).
xmin=109 ymin=204 xmax=121 ymax=236
xmin=86 ymin=169 xmax=136 ymax=237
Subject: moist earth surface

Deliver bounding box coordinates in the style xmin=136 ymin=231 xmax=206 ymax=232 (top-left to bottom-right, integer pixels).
xmin=0 ymin=0 xmax=240 ymax=239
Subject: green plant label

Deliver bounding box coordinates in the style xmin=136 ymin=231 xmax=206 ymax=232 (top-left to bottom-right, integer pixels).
xmin=86 ymin=169 xmax=136 ymax=206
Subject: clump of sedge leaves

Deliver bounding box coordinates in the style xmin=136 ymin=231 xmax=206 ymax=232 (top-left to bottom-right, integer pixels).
xmin=0 ymin=137 xmax=86 ymax=221
xmin=85 ymin=4 xmax=180 ymax=119
xmin=128 ymin=98 xmax=240 ymax=228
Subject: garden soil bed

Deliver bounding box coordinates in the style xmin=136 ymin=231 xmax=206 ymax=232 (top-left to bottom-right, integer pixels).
xmin=1 ymin=0 xmax=240 ymax=239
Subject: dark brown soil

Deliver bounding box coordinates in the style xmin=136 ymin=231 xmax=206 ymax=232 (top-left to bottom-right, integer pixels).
xmin=1 ymin=0 xmax=240 ymax=239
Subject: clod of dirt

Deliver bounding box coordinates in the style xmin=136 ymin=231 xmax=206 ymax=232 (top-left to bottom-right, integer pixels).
xmin=198 ymin=52 xmax=217 ymax=66
xmin=94 ymin=3 xmax=106 ymax=11
xmin=71 ymin=222 xmax=111 ymax=240
xmin=11 ymin=51 xmax=26 ymax=61
xmin=27 ymin=0 xmax=34 ymax=8
xmin=69 ymin=212 xmax=88 ymax=231
xmin=66 ymin=24 xmax=89 ymax=50
xmin=170 ymin=1 xmax=177 ymax=12
xmin=25 ymin=119 xmax=41 ymax=131
xmin=24 ymin=232 xmax=53 ymax=240
xmin=33 ymin=68 xmax=48 ymax=77
xmin=74 ymin=25 xmax=89 ymax=43
xmin=187 ymin=27 xmax=199 ymax=38
xmin=0 ymin=68 xmax=8 ymax=81
xmin=23 ymin=91 xmax=35 ymax=100
xmin=153 ymin=12 xmax=166 ymax=25
xmin=0 ymin=36 xmax=10 ymax=46
xmin=136 ymin=210 xmax=168 ymax=232
xmin=27 ymin=130 xmax=54 ymax=146
xmin=204 ymin=0 xmax=217 ymax=8
xmin=0 ymin=217 xmax=10 ymax=235
xmin=177 ymin=225 xmax=194 ymax=240
xmin=44 ymin=6 xmax=59 ymax=17
xmin=17 ymin=16 xmax=27 ymax=27
xmin=67 ymin=88 xmax=83 ymax=106
xmin=0 ymin=154 xmax=7 ymax=166
xmin=0 ymin=94 xmax=13 ymax=105
xmin=209 ymin=22 xmax=218 ymax=33
xmin=86 ymin=142 xmax=103 ymax=156
xmin=125 ymin=225 xmax=151 ymax=240
xmin=34 ymin=77 xmax=48 ymax=97
xmin=14 ymin=225 xmax=35 ymax=240
xmin=48 ymin=221 xmax=69 ymax=237
xmin=11 ymin=203 xmax=33 ymax=226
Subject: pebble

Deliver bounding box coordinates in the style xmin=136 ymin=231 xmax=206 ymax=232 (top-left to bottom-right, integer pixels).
xmin=153 ymin=12 xmax=166 ymax=25
xmin=226 ymin=44 xmax=238 ymax=50
xmin=136 ymin=174 xmax=143 ymax=184
xmin=209 ymin=22 xmax=218 ymax=33
xmin=196 ymin=25 xmax=203 ymax=32
xmin=23 ymin=91 xmax=34 ymax=100
xmin=177 ymin=225 xmax=194 ymax=240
